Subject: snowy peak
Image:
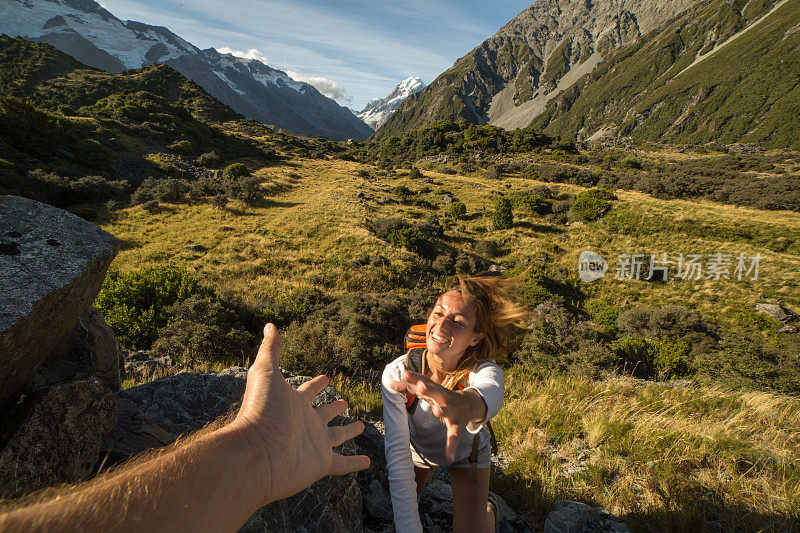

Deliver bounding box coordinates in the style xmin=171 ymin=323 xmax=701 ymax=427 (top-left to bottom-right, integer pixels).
xmin=358 ymin=77 xmax=425 ymax=130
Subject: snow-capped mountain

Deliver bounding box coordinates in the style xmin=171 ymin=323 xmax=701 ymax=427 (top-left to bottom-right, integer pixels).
xmin=358 ymin=77 xmax=425 ymax=130
xmin=0 ymin=0 xmax=373 ymax=141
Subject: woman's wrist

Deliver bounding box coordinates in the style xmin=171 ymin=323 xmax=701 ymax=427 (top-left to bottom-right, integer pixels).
xmin=462 ymin=389 xmax=488 ymax=424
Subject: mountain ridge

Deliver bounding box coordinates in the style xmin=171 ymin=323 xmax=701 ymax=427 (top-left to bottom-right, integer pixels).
xmin=0 ymin=0 xmax=372 ymax=141
xmin=375 ymin=0 xmax=799 ymax=149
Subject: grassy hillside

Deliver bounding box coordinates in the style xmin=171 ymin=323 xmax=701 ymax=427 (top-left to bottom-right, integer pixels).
xmin=100 ymin=151 xmax=799 ymax=531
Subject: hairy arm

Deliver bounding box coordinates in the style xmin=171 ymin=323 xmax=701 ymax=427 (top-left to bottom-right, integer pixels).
xmin=0 ymin=324 xmax=369 ymax=532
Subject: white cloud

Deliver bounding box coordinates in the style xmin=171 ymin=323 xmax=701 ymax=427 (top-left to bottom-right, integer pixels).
xmin=214 ymin=47 xmax=270 ymax=64
xmin=286 ymin=70 xmax=350 ymax=103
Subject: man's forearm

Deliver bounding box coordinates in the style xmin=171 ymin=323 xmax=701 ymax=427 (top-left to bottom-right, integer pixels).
xmin=1 ymin=422 xmax=268 ymax=532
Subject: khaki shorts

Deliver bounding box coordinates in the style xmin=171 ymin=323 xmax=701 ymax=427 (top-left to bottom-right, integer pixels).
xmin=410 ymin=441 xmax=491 ymax=469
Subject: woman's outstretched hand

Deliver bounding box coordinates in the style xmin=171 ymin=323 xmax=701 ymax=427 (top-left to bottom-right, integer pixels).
xmin=389 ymin=370 xmax=487 ymax=463
xmin=234 ymin=323 xmax=371 ymax=504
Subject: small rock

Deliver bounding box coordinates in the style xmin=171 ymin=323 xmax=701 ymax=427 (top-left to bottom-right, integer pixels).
xmin=544 ymin=500 xmax=629 ymax=533
xmin=441 ymin=194 xmax=454 ymax=205
xmin=184 ymin=244 xmax=206 ymax=252
xmin=755 ymin=303 xmax=797 ymax=324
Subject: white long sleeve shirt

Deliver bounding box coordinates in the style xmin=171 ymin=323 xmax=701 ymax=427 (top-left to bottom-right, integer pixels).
xmin=381 ymin=354 xmax=505 ymax=533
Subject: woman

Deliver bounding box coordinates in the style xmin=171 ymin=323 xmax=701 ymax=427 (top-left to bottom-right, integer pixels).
xmin=382 ymin=275 xmax=528 ymax=532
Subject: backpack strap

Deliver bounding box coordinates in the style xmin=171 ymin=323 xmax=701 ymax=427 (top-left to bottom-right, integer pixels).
xmin=404 ymin=348 xmax=425 ymax=414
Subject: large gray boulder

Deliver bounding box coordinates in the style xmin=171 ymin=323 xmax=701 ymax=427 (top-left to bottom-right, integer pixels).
xmin=0 ymin=196 xmax=119 ymax=412
xmin=0 ymin=378 xmax=117 ymax=498
xmin=103 ymin=368 xmax=363 ymax=532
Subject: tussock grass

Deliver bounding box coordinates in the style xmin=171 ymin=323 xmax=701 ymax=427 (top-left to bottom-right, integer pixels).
xmin=493 ymin=366 xmax=800 ymax=531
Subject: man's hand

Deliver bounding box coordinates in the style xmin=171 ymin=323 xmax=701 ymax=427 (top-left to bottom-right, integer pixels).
xmin=233 ymin=324 xmax=370 ymax=504
xmin=389 ymin=370 xmax=487 ymax=463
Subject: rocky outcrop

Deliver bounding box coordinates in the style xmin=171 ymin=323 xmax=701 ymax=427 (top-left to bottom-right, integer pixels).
xmin=28 ymin=306 xmax=123 ymax=393
xmin=0 ymin=196 xmax=119 ymax=412
xmin=103 ymin=368 xmax=363 ymax=532
xmin=0 ymin=378 xmax=117 ymax=498
xmin=544 ymin=499 xmax=629 ymax=532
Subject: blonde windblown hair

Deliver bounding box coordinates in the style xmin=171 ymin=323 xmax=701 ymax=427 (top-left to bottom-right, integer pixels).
xmin=430 ymin=274 xmax=529 ymax=390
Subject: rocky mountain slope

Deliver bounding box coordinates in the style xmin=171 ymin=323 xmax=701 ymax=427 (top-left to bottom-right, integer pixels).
xmin=0 ymin=0 xmax=372 ymax=141
xmin=357 ymin=77 xmax=425 ymax=130
xmin=376 ymin=0 xmax=800 ymax=148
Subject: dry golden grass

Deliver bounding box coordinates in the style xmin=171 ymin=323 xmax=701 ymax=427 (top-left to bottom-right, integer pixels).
xmin=493 ymin=368 xmax=800 ymax=532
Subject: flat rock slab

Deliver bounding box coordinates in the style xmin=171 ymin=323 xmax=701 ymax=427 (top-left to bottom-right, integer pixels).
xmin=0 ymin=196 xmax=119 ymax=412
xmin=105 ymin=368 xmax=362 ymax=532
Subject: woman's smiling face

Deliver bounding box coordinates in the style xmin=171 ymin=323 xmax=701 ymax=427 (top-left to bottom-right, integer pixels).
xmin=425 ymin=291 xmax=483 ymax=365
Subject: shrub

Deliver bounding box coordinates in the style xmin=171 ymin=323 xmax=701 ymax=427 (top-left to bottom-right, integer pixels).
xmin=150 ymin=295 xmax=253 ymax=364
xmin=57 ymin=104 xmax=77 ymax=116
xmin=76 ymin=139 xmax=114 ymax=170
xmin=612 ymin=336 xmax=691 ymax=379
xmin=447 ymin=201 xmax=467 ymax=219
xmin=393 ymin=185 xmax=413 ymax=197
xmin=166 ymin=140 xmax=192 ymax=156
xmin=484 ymin=166 xmax=501 ymax=180
xmin=389 ymin=227 xmax=435 ymax=258
xmin=441 ymin=166 xmax=457 ymax=175
xmin=95 ymin=267 xmax=206 ymax=348
xmin=432 ymin=253 xmax=455 ymax=275
xmin=512 ymin=298 xmax=613 ymax=376
xmin=409 ymin=168 xmax=422 ymax=179
xmin=475 ymin=240 xmax=503 ymax=258
xmin=570 ymin=188 xmax=614 ymax=222
xmin=236 ymin=176 xmax=264 ymax=205
xmin=586 ymin=299 xmax=622 ymax=336
xmin=280 ymin=292 xmax=410 ymax=374
xmin=211 ymin=194 xmax=228 ymax=209
xmin=142 ymin=199 xmax=159 ymax=213
xmin=492 ymin=197 xmax=513 ymax=230
xmin=197 ymin=151 xmax=222 ymax=168
xmin=222 ymin=162 xmax=250 ymax=181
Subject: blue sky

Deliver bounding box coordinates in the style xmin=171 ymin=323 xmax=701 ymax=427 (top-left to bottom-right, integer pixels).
xmin=100 ymin=0 xmax=530 ymax=110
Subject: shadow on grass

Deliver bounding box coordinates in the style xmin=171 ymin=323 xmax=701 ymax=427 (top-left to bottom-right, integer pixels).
xmin=492 ymin=470 xmax=799 ymax=533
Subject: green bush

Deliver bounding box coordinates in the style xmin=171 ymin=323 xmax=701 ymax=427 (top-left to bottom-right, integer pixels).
xmin=612 ymin=336 xmax=691 ymax=379
xmin=169 ymin=140 xmax=194 ymax=156
xmin=570 ymin=188 xmax=614 ymax=222
xmin=492 ymin=197 xmax=513 ymax=230
xmin=150 ymin=295 xmax=253 ymax=364
xmin=586 ymin=299 xmax=622 ymax=336
xmin=95 ymin=267 xmax=206 ymax=348
xmin=409 ymin=168 xmax=422 ymax=179
xmin=197 ymin=151 xmax=222 ymax=168
xmin=222 ymin=162 xmax=251 ymax=181
xmin=447 ymin=201 xmax=467 ymax=219
xmin=279 ymin=292 xmax=410 ymax=375
xmin=389 ymin=227 xmax=435 ymax=258
xmin=76 ymin=139 xmax=114 ymax=170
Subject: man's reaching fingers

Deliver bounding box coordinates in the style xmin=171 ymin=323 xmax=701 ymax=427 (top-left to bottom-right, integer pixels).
xmin=316 ymin=399 xmax=348 ymax=424
xmin=329 ymin=453 xmax=371 ymax=476
xmin=252 ymin=323 xmax=281 ymax=371
xmin=327 ymin=421 xmax=365 ymax=447
xmin=297 ymin=374 xmax=329 ymax=400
